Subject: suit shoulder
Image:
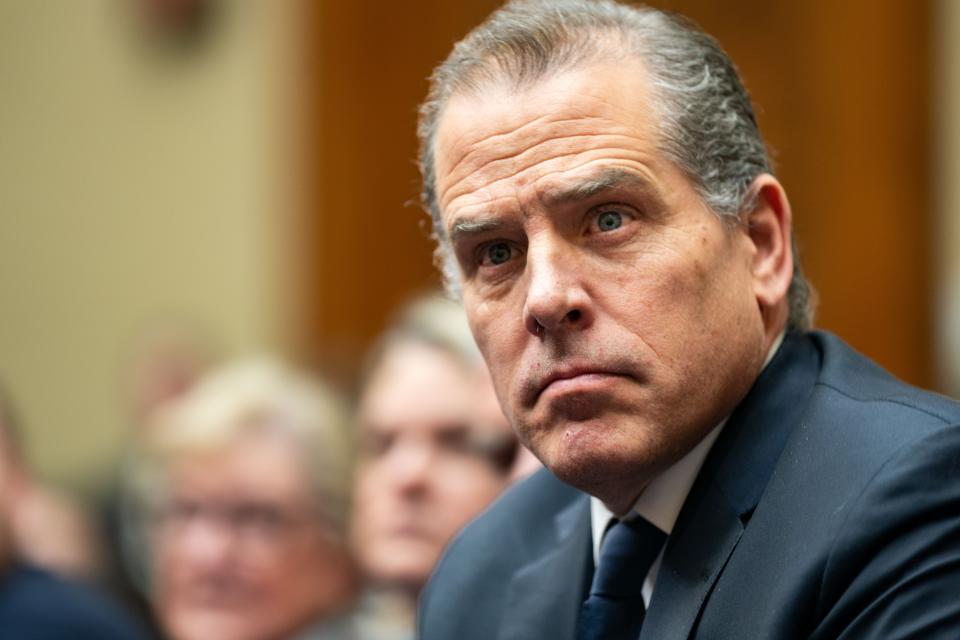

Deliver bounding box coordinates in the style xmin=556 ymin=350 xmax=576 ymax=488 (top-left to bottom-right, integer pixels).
xmin=811 ymin=422 xmax=960 ymax=637
xmin=419 ymin=469 xmax=584 ymax=639
xmin=811 ymin=331 xmax=960 ymax=426
xmin=493 ymin=466 xmax=580 ymax=522
xmin=448 ymin=467 xmax=580 ymax=551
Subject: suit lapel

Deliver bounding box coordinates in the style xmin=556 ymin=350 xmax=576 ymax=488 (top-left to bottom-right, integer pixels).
xmin=498 ymin=496 xmax=592 ymax=640
xmin=640 ymin=484 xmax=743 ymax=640
xmin=642 ymin=333 xmax=822 ymax=639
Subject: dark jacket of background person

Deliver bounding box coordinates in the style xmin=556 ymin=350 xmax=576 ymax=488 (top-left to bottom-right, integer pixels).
xmin=0 ymin=562 xmax=149 ymax=640
xmin=0 ymin=385 xmax=150 ymax=639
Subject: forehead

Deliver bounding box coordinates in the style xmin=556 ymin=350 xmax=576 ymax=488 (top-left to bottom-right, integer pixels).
xmin=433 ymin=58 xmax=664 ymax=216
xmin=359 ymin=342 xmax=494 ymax=432
xmin=169 ymin=434 xmax=308 ymax=500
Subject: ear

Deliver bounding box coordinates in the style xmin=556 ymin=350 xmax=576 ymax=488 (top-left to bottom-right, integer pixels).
xmin=743 ymin=174 xmax=793 ymax=315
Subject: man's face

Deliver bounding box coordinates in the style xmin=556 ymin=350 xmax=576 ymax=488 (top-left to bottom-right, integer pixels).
xmin=351 ymin=342 xmax=514 ymax=591
xmin=152 ymin=435 xmax=351 ymax=640
xmin=433 ymin=60 xmax=768 ymax=513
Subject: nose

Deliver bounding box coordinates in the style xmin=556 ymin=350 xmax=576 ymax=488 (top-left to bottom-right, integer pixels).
xmin=523 ymin=238 xmax=593 ymax=338
xmin=387 ymin=437 xmax=434 ymax=498
xmin=174 ymin=516 xmax=237 ymax=570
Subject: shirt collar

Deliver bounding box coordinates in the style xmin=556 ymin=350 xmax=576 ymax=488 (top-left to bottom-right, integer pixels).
xmin=590 ymin=332 xmax=785 ymax=562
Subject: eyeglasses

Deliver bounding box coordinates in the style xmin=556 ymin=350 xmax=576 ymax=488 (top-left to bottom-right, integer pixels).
xmin=153 ymin=498 xmax=320 ymax=550
xmin=358 ymin=425 xmax=519 ymax=472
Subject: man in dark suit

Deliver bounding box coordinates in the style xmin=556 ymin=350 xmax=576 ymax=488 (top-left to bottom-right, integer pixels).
xmin=414 ymin=0 xmax=960 ymax=638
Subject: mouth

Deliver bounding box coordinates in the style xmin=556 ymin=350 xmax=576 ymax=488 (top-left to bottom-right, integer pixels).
xmin=390 ymin=523 xmax=428 ymax=538
xmin=527 ymin=366 xmax=632 ymax=407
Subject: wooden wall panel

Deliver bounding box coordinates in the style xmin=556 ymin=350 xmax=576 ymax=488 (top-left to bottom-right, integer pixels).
xmin=301 ymin=1 xmax=502 ymax=374
xmin=649 ymin=0 xmax=934 ymax=388
xmin=304 ymin=0 xmax=934 ymax=388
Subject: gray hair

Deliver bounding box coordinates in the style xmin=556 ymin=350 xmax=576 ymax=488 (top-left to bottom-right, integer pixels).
xmin=360 ymin=293 xmax=483 ymax=391
xmin=417 ymin=0 xmax=813 ymax=331
xmin=134 ymin=358 xmax=354 ymax=535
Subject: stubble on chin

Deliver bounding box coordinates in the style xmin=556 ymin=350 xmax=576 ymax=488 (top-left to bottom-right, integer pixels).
xmin=528 ymin=416 xmax=676 ymax=512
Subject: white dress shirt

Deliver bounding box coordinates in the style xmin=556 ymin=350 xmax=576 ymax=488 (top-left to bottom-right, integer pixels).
xmin=589 ymin=333 xmax=785 ymax=607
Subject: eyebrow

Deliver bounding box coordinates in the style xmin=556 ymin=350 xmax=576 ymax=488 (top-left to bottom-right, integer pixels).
xmin=449 ymin=217 xmax=503 ymax=244
xmin=447 ymin=168 xmax=650 ymax=244
xmin=542 ymin=168 xmax=649 ymax=206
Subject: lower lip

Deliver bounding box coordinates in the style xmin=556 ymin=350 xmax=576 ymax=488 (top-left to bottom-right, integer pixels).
xmin=541 ymin=373 xmax=625 ymax=399
xmin=389 ymin=524 xmax=428 ymax=538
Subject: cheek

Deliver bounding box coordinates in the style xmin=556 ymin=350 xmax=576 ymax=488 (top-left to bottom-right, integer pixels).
xmin=349 ymin=472 xmax=378 ymax=524
xmin=597 ymin=247 xmax=732 ymax=367
xmin=465 ymin=296 xmax=498 ymax=349
xmin=599 ymin=253 xmax=689 ymax=332
xmin=440 ymin=463 xmax=504 ymax=504
xmin=354 ymin=465 xmax=402 ymax=521
xmin=273 ymin=544 xmax=314 ymax=580
xmin=467 ymin=297 xmax=521 ymax=380
xmin=616 ymin=234 xmax=724 ymax=309
xmin=154 ymin=537 xmax=187 ymax=582
xmin=354 ymin=463 xmax=383 ymax=497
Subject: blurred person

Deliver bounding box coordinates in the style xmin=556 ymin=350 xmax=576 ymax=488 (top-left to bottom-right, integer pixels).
xmin=10 ymin=489 xmax=103 ymax=581
xmin=349 ymin=295 xmax=538 ymax=639
xmin=0 ymin=385 xmax=103 ymax=583
xmin=102 ymin=321 xmax=217 ymax=631
xmin=0 ymin=384 xmax=150 ymax=639
xmin=132 ymin=359 xmax=358 ymax=640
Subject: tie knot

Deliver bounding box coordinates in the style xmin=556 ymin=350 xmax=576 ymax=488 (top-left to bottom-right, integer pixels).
xmin=592 ymin=517 xmax=666 ymax=598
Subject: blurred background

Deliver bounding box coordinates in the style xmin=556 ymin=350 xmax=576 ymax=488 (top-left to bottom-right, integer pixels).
xmin=0 ymin=0 xmax=958 ymax=501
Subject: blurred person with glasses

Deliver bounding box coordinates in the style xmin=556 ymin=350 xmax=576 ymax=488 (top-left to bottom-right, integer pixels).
xmin=130 ymin=359 xmax=358 ymax=640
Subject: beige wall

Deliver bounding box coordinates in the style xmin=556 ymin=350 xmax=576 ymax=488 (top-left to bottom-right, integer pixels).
xmin=0 ymin=1 xmax=303 ymax=488
xmin=937 ymin=0 xmax=960 ymax=396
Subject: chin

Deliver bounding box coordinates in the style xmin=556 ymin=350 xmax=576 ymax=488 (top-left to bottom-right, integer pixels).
xmin=367 ymin=551 xmax=434 ymax=590
xmin=537 ymin=419 xmax=666 ymax=506
xmin=374 ymin=565 xmax=432 ymax=592
xmin=166 ymin=611 xmax=256 ymax=640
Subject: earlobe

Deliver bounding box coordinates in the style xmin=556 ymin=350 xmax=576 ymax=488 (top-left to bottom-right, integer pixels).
xmin=744 ymin=174 xmax=793 ymax=312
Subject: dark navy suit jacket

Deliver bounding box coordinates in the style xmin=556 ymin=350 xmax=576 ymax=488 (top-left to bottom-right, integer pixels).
xmin=0 ymin=562 xmax=149 ymax=639
xmin=419 ymin=332 xmax=960 ymax=639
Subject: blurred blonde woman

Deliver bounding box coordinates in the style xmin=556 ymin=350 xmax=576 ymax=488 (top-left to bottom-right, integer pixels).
xmin=131 ymin=359 xmax=358 ymax=640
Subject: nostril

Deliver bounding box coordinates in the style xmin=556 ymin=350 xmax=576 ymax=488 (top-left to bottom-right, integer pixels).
xmin=566 ymin=309 xmax=581 ymax=323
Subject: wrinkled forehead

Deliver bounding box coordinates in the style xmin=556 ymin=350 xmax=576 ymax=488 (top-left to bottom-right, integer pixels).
xmin=433 ymin=58 xmax=663 ymax=215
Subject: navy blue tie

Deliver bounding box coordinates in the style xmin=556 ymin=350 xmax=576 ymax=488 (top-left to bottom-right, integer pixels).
xmin=576 ymin=517 xmax=667 ymax=640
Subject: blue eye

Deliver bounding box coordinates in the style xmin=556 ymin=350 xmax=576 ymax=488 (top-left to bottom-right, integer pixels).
xmin=485 ymin=242 xmax=512 ymax=265
xmin=597 ymin=211 xmax=623 ymax=231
